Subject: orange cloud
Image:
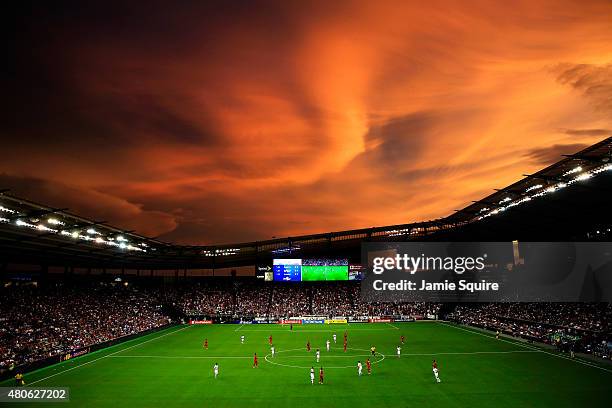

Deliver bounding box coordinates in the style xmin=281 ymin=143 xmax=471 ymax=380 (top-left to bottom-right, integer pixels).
xmin=2 ymin=0 xmax=612 ymax=243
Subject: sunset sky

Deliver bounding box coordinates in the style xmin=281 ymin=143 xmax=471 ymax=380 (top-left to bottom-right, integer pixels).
xmin=3 ymin=0 xmax=612 ymax=244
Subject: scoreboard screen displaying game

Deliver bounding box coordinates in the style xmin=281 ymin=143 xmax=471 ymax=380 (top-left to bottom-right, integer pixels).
xmin=301 ymin=265 xmax=348 ymax=281
xmin=272 ymin=259 xmax=349 ymax=281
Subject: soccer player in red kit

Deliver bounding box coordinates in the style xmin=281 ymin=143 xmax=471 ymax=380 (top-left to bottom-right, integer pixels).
xmin=400 ymin=335 xmax=405 ymax=344
xmin=253 ymin=353 xmax=258 ymax=368
xmin=344 ymin=331 xmax=347 ymax=342
xmin=319 ymin=367 xmax=324 ymax=384
xmin=432 ymin=359 xmax=441 ymax=383
xmin=204 ymin=339 xmax=208 ymax=350
xmin=366 ymin=358 xmax=372 ymax=375
xmin=343 ymin=340 xmax=347 ymax=352
xmin=306 ymin=340 xmax=311 ymax=352
xmin=269 ymin=335 xmax=273 ymax=346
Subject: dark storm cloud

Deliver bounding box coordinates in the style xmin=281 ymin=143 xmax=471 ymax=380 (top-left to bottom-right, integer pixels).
xmin=524 ymin=144 xmax=589 ymax=165
xmin=82 ymin=93 xmax=222 ymax=145
xmin=554 ymin=63 xmax=612 ymax=113
xmin=363 ymin=112 xmax=434 ymax=168
xmin=0 ymin=173 xmax=176 ymax=236
xmin=563 ymin=129 xmax=611 ymax=137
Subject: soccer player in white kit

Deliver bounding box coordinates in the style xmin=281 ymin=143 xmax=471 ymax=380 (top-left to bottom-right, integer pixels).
xmin=397 ymin=346 xmax=401 ymax=358
xmin=213 ymin=363 xmax=219 ymax=379
xmin=240 ymin=335 xmax=245 ymax=344
xmin=333 ymin=333 xmax=337 ymax=343
xmin=432 ymin=360 xmax=441 ymax=383
xmin=357 ymin=361 xmax=363 ymax=376
xmin=310 ymin=367 xmax=315 ymax=384
xmin=271 ymin=346 xmax=275 ymax=357
xmin=326 ymin=340 xmax=330 ymax=352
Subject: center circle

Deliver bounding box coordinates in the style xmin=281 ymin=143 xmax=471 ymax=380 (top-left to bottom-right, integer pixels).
xmin=264 ymin=347 xmax=386 ymax=369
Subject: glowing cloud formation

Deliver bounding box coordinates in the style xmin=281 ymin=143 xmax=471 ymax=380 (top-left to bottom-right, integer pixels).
xmin=2 ymin=0 xmax=612 ymax=243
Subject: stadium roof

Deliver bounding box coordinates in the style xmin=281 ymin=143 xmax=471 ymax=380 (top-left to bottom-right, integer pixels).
xmin=1 ymin=137 xmax=611 ymax=270
xmin=446 ymin=136 xmax=612 ymax=224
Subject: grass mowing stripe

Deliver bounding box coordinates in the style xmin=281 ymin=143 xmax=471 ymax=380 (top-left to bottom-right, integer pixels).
xmin=108 ymin=350 xmax=539 ymax=359
xmin=27 ymin=325 xmax=191 ymax=385
xmin=237 ymin=328 xmax=397 ymax=332
xmin=398 ymin=350 xmax=540 ymax=356
xmin=438 ymin=321 xmax=612 ymax=374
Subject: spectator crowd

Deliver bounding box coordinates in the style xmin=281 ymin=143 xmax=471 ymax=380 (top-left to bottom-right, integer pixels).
xmin=447 ymin=303 xmax=611 ymax=356
xmin=2 ymin=279 xmax=610 ymax=371
xmin=0 ymin=282 xmax=170 ymax=371
xmin=163 ymin=280 xmax=440 ymax=319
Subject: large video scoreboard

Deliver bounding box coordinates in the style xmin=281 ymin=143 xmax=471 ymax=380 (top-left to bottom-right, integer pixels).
xmin=272 ymin=259 xmax=302 ymax=281
xmin=272 ymin=259 xmax=354 ymax=281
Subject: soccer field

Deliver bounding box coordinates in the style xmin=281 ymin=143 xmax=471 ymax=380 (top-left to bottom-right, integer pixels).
xmin=3 ymin=322 xmax=610 ymax=407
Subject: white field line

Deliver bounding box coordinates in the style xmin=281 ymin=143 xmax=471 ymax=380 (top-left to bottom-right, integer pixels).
xmin=264 ymin=347 xmax=386 ymax=369
xmin=439 ymin=322 xmax=612 ymax=374
xmin=109 ymin=355 xmax=252 ymax=359
xmin=234 ymin=324 xmax=245 ymax=332
xmin=386 ymin=322 xmax=400 ymax=330
xmin=28 ymin=325 xmax=191 ymax=385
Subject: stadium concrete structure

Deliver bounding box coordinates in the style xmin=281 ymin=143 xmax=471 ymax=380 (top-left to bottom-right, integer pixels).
xmin=1 ymin=137 xmax=611 ymax=275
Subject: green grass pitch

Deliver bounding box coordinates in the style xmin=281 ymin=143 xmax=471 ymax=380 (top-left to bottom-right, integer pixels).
xmin=2 ymin=322 xmax=610 ymax=407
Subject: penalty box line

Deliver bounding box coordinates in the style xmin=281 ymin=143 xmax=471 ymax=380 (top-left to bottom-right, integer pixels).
xmin=439 ymin=322 xmax=612 ymax=374
xmin=28 ymin=325 xmax=192 ymax=386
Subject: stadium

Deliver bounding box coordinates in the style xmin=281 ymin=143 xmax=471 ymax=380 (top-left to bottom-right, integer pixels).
xmin=2 ymin=2 xmax=612 ymax=407
xmin=1 ymin=138 xmax=611 ymax=406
